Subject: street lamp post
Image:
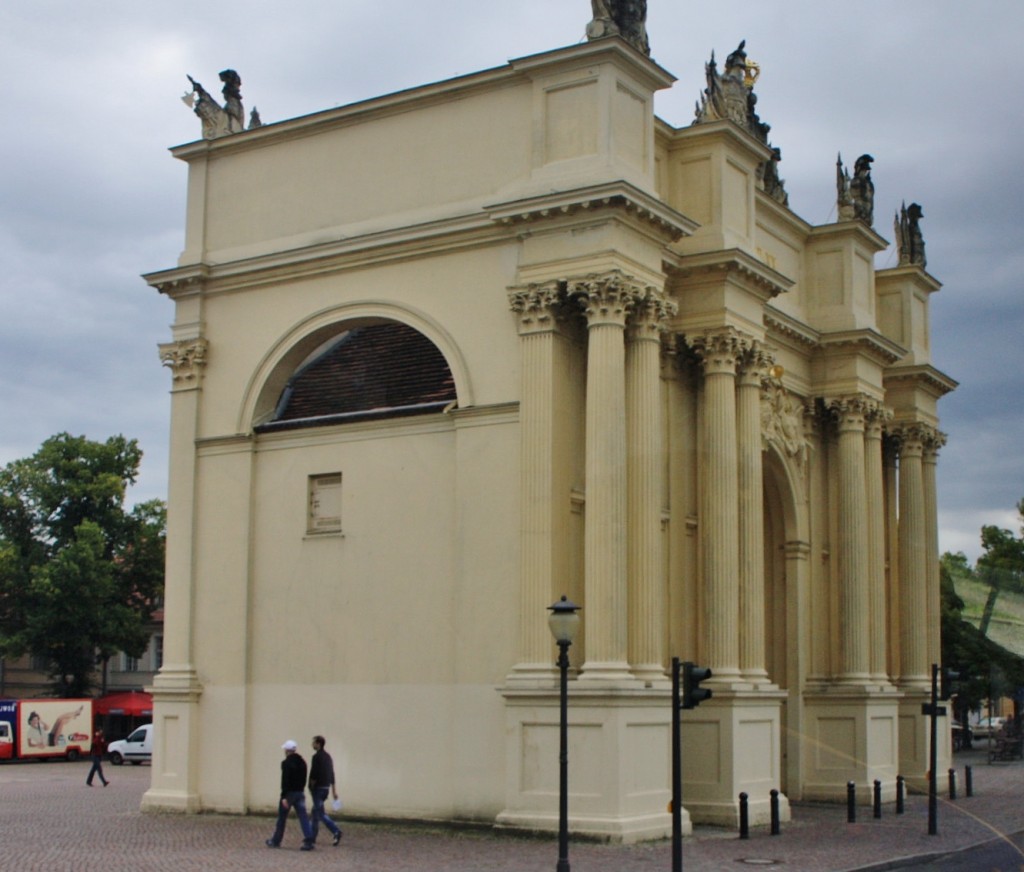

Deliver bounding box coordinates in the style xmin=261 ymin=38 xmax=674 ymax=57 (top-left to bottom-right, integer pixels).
xmin=548 ymin=595 xmax=580 ymax=872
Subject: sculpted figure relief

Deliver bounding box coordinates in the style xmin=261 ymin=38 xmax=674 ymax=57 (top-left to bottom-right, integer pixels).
xmin=894 ymin=201 xmax=927 ymax=268
xmin=183 ymin=69 xmax=259 ymax=140
xmin=695 ymin=40 xmax=787 ymax=204
xmin=587 ymin=0 xmax=650 ymax=56
xmin=836 ymin=153 xmax=874 ymax=225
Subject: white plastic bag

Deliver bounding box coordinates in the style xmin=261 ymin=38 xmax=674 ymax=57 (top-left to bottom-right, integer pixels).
xmin=331 ymin=798 xmax=342 ymax=812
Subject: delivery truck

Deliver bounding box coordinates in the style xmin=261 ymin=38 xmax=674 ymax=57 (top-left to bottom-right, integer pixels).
xmin=0 ymin=698 xmax=92 ymax=761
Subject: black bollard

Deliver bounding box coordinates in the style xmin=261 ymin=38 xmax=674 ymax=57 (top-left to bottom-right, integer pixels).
xmin=847 ymin=781 xmax=856 ymax=823
xmin=770 ymin=789 xmax=780 ymax=836
xmin=873 ymin=779 xmax=882 ymax=819
xmin=739 ymin=792 xmax=750 ymax=839
xmin=965 ymin=765 xmax=973 ymax=798
xmin=948 ymin=768 xmax=957 ymax=800
xmin=895 ymin=775 xmax=905 ymax=814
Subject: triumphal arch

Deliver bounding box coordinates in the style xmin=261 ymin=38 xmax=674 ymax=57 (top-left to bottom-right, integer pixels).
xmin=143 ymin=8 xmax=955 ymax=841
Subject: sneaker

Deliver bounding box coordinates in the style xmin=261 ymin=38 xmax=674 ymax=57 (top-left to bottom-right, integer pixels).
xmin=300 ymin=843 xmax=315 ymax=851
xmin=332 ymin=831 xmax=342 ymax=846
xmin=265 ymin=839 xmax=280 ymax=848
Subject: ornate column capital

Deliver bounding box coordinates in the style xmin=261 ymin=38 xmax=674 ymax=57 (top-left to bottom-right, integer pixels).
xmin=159 ymin=338 xmax=208 ymax=389
xmin=921 ymin=428 xmax=947 ymax=460
xmin=626 ymin=288 xmax=678 ymax=343
xmin=689 ymin=327 xmax=750 ymax=376
xmin=508 ymin=281 xmax=567 ymax=335
xmin=826 ymin=394 xmax=880 ymax=432
xmin=889 ymin=421 xmax=930 ymax=455
xmin=568 ymin=270 xmax=647 ymax=329
xmin=864 ymin=404 xmax=894 ymax=440
xmin=737 ymin=342 xmax=774 ymax=387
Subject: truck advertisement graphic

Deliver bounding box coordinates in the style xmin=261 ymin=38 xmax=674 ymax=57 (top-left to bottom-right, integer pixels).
xmin=0 ymin=699 xmax=92 ymax=761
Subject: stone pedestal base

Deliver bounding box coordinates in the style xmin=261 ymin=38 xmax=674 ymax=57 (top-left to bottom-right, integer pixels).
xmin=802 ymin=688 xmax=901 ymax=802
xmin=679 ymin=688 xmax=790 ymax=826
xmin=497 ymin=685 xmax=680 ymax=843
xmin=897 ymin=691 xmax=951 ymax=792
xmin=140 ymin=666 xmax=203 ymax=814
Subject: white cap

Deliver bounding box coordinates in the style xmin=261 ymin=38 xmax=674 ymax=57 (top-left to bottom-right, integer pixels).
xmin=282 ymin=739 xmax=297 ymax=751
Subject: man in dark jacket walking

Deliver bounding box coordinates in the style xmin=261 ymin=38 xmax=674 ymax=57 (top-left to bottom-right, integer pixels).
xmin=308 ymin=735 xmax=342 ymax=846
xmin=266 ymin=740 xmax=315 ymax=850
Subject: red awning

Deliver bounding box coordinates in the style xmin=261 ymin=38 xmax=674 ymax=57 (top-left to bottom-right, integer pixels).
xmin=94 ymin=691 xmax=153 ymax=717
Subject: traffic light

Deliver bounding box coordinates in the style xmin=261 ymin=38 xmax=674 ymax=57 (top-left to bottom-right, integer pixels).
xmin=940 ymin=667 xmax=959 ymax=701
xmin=682 ymin=662 xmax=713 ymax=709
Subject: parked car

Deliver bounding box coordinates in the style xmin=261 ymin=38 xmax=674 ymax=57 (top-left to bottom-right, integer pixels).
xmin=952 ymin=721 xmax=972 ymax=751
xmin=107 ymin=723 xmax=152 ymax=765
xmin=972 ymin=717 xmax=1006 ymax=739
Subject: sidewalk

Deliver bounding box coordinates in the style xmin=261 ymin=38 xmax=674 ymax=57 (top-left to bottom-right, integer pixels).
xmin=0 ymin=749 xmax=1019 ymax=871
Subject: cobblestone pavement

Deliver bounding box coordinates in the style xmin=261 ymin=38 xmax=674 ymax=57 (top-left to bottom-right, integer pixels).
xmin=0 ymin=749 xmax=1020 ymax=871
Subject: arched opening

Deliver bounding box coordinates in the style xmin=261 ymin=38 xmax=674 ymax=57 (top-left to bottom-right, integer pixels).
xmin=254 ymin=320 xmax=457 ymax=433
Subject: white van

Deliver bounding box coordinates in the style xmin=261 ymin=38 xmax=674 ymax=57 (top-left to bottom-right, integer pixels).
xmin=107 ymin=723 xmax=152 ymax=765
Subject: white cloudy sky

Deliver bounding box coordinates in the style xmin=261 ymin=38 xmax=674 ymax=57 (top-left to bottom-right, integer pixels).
xmin=1 ymin=1 xmax=1021 ymax=561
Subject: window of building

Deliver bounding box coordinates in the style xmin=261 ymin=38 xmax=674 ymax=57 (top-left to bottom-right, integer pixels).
xmin=123 ymin=654 xmax=139 ymax=673
xmin=153 ymin=635 xmax=163 ymax=671
xmin=308 ymin=473 xmax=343 ymax=534
xmin=255 ymin=321 xmax=457 ymax=433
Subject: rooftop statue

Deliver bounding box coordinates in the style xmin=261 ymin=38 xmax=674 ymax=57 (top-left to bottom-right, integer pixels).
xmin=894 ymin=201 xmax=926 ymax=268
xmin=587 ymin=0 xmax=650 ymax=56
xmin=182 ymin=69 xmax=259 ymax=140
xmin=836 ymin=153 xmax=874 ymax=225
xmin=695 ymin=41 xmax=788 ymax=205
xmin=694 ymin=40 xmax=769 ymax=143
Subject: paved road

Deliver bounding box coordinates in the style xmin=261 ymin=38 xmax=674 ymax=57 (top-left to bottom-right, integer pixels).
xmin=0 ymin=750 xmax=1021 ymax=871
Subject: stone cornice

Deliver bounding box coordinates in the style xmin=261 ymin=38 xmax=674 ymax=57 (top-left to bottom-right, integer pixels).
xmin=661 ymin=117 xmax=773 ymax=164
xmin=818 ymin=329 xmax=905 ymax=366
xmin=146 ymin=211 xmax=507 ymax=297
xmin=883 ymin=364 xmax=959 ymax=398
xmin=763 ymin=305 xmax=820 ymax=350
xmin=486 ymin=181 xmax=697 ymax=242
xmin=875 ymin=265 xmax=943 ymax=294
xmin=807 ymin=219 xmax=889 ymax=255
xmin=144 ymin=265 xmax=209 ymax=298
xmin=668 ymin=248 xmax=794 ymax=300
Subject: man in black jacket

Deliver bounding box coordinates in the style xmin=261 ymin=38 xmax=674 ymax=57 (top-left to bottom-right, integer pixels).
xmin=266 ymin=740 xmax=315 ymax=850
xmin=308 ymin=735 xmax=342 ymax=846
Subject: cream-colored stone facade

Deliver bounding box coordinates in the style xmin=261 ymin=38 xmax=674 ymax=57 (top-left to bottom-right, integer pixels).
xmin=143 ymin=38 xmax=955 ymax=841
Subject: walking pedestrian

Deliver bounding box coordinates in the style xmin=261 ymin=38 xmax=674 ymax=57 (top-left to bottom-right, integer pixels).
xmin=86 ymin=728 xmax=109 ymax=787
xmin=308 ymin=735 xmax=342 ymax=846
xmin=266 ymin=739 xmax=315 ymax=851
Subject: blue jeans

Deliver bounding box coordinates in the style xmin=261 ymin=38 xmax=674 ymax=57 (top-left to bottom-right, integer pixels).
xmin=270 ymin=791 xmax=313 ymax=846
xmin=310 ymin=787 xmax=341 ymax=841
xmin=86 ymin=755 xmax=107 ymax=785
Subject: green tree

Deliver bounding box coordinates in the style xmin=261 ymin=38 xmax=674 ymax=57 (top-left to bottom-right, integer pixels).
xmin=0 ymin=434 xmax=165 ymax=696
xmin=977 ymin=498 xmax=1024 ymax=636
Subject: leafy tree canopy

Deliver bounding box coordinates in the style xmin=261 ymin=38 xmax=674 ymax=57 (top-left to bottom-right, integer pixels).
xmin=941 ymin=498 xmax=1024 ymax=716
xmin=0 ymin=433 xmax=165 ymax=696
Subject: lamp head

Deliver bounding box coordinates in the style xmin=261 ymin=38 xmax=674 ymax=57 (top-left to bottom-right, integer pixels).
xmin=547 ymin=595 xmax=581 ymax=645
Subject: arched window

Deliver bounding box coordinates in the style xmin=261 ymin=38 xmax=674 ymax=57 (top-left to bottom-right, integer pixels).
xmin=255 ymin=321 xmax=456 ymax=433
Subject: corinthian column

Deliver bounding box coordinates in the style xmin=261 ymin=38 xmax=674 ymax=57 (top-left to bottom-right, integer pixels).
xmin=922 ymin=429 xmax=946 ymax=671
xmin=691 ymin=328 xmax=746 ymax=682
xmin=896 ymin=424 xmax=929 ymax=690
xmin=572 ymin=272 xmax=642 ymax=682
xmin=736 ymin=345 xmax=771 ymax=683
xmin=507 ymin=282 xmax=567 ymax=681
xmin=864 ymin=407 xmax=891 ymax=684
xmin=830 ymin=395 xmax=873 ymax=684
xmin=626 ymin=288 xmax=676 ymax=682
